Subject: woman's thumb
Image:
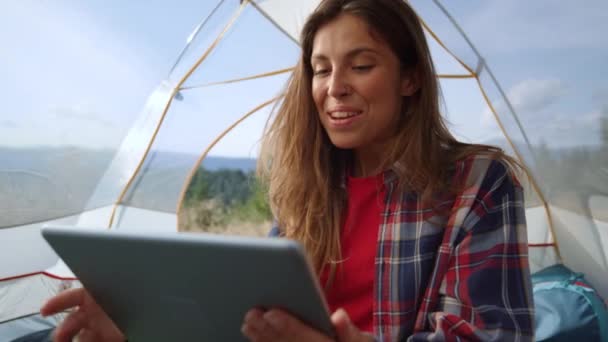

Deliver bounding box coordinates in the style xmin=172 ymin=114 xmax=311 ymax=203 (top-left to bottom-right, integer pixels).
xmin=331 ymin=308 xmax=359 ymax=341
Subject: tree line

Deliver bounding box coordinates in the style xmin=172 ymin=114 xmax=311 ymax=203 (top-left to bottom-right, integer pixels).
xmin=184 ymin=168 xmax=272 ymax=229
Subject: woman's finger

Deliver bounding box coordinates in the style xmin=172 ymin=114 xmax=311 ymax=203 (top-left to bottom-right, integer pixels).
xmin=243 ymin=309 xmax=280 ymax=341
xmin=52 ymin=310 xmax=87 ymax=342
xmin=241 ymin=322 xmax=263 ymax=342
xmin=262 ymin=309 xmax=333 ymax=342
xmin=40 ymin=288 xmax=85 ymax=316
xmin=75 ymin=328 xmax=99 ymax=342
xmin=244 ymin=309 xmax=270 ymax=332
xmin=331 ymin=309 xmax=374 ymax=342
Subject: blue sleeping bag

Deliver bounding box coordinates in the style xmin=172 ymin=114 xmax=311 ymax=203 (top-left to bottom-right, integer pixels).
xmin=532 ymin=264 xmax=608 ymax=341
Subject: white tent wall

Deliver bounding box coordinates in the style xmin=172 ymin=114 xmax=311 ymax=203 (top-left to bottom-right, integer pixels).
xmin=0 ymin=214 xmax=79 ymax=330
xmin=256 ymin=0 xmax=320 ymax=42
xmin=167 ymin=0 xmax=244 ymax=85
xmin=0 ymin=1 xmax=255 ymax=339
xmin=0 ymin=275 xmax=70 ymax=324
xmin=0 ymin=208 xmax=112 ymax=323
xmin=180 ymin=6 xmax=298 ymax=88
xmin=526 ymin=206 xmax=559 ymax=272
xmin=0 ymin=76 xmax=186 ymax=333
xmin=0 ymin=314 xmax=59 ymax=342
xmin=111 ymin=206 xmax=177 ymax=231
xmin=80 ymin=82 xmax=179 ymax=217
xmin=426 ymin=1 xmax=608 ymax=299
xmin=2 ymin=0 xmax=607 ymax=339
xmin=120 ymin=76 xmax=288 ymax=215
xmin=0 ymin=225 xmax=62 ymax=280
xmin=0 ymin=23 xmax=184 ymax=342
xmin=551 ymin=207 xmax=608 ymax=296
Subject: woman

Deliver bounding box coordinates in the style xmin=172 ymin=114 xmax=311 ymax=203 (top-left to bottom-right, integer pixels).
xmin=42 ymin=0 xmax=534 ymax=341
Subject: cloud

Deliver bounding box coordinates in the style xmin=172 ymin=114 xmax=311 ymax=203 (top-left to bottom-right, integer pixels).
xmin=480 ymin=108 xmax=604 ymax=148
xmin=592 ymin=88 xmax=608 ymax=105
xmin=51 ymin=105 xmax=116 ymax=129
xmin=508 ymin=79 xmax=566 ymax=113
xmin=0 ymin=2 xmax=156 ymax=149
xmin=474 ymin=78 xmax=608 ymax=147
xmin=0 ymin=120 xmax=18 ymax=128
xmin=582 ymin=109 xmax=604 ymax=124
xmin=538 ymin=109 xmax=605 ymax=147
xmin=460 ymin=1 xmax=608 ymax=54
xmin=481 ymin=78 xmax=566 ymax=127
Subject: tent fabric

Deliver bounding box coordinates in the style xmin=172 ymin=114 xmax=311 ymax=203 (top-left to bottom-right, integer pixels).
xmin=2 ymin=319 xmax=55 ymax=342
xmin=9 ymin=328 xmax=53 ymax=342
xmin=1 ymin=0 xmax=606 ymax=339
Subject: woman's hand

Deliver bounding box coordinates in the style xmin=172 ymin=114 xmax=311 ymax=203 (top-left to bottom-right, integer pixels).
xmin=40 ymin=288 xmax=124 ymax=342
xmin=241 ymin=307 xmax=374 ymax=342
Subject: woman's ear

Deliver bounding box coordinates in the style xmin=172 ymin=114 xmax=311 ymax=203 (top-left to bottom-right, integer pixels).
xmin=400 ymin=69 xmax=420 ymax=96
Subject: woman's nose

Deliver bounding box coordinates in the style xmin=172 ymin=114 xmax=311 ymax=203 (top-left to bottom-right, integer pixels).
xmin=327 ymin=72 xmax=352 ymax=98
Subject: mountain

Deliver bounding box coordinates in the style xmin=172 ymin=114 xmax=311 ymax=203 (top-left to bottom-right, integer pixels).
xmin=0 ymin=146 xmax=257 ymax=227
xmin=202 ymin=156 xmax=257 ymax=172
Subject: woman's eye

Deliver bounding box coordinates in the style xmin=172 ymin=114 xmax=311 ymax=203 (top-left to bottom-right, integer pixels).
xmin=313 ymin=69 xmax=330 ymax=76
xmin=353 ymin=65 xmax=374 ymax=72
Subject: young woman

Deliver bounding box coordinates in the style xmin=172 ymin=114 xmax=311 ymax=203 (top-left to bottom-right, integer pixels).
xmin=41 ymin=0 xmax=534 ymax=341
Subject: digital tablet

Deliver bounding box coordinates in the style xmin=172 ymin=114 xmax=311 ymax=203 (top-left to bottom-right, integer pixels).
xmin=41 ymin=226 xmax=333 ymax=341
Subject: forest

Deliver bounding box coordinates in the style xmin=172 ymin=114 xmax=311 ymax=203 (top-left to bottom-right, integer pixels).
xmin=181 ymin=167 xmax=272 ymax=235
xmin=180 ymin=116 xmax=608 ymax=232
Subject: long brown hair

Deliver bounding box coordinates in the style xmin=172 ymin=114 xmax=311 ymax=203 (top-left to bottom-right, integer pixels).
xmin=258 ymin=0 xmax=516 ymax=271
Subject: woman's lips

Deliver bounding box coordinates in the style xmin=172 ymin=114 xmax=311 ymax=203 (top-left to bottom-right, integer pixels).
xmin=329 ymin=111 xmax=360 ymax=119
xmin=326 ymin=110 xmax=362 ymax=128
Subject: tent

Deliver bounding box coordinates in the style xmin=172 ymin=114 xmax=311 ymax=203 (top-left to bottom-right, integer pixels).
xmin=1 ymin=0 xmax=606 ymax=339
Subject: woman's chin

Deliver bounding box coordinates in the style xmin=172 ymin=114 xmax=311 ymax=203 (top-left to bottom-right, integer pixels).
xmin=328 ymin=137 xmax=363 ymax=150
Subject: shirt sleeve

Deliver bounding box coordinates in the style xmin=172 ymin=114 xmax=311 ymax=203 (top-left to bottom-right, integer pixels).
xmin=267 ymin=220 xmax=281 ymax=237
xmin=408 ymin=160 xmax=535 ymax=341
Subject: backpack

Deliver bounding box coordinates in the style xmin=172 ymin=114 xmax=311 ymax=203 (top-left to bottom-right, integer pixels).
xmin=532 ymin=264 xmax=608 ymax=341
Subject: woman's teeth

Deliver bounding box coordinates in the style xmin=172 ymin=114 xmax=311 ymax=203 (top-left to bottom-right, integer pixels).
xmin=330 ymin=111 xmax=359 ymax=119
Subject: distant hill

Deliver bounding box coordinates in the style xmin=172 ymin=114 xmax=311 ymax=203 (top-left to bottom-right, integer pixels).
xmin=202 ymin=156 xmax=257 ymax=172
xmin=139 ymin=149 xmax=256 ymax=172
xmin=2 ymin=143 xmax=605 ymax=227
xmin=0 ymin=147 xmax=257 ymax=172
xmin=0 ymin=146 xmax=257 ymax=227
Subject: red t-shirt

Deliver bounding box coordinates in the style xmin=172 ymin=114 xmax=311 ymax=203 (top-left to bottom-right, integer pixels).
xmin=319 ymin=173 xmax=385 ymax=333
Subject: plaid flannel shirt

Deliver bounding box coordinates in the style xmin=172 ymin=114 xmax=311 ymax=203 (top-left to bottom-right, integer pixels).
xmin=271 ymin=155 xmax=534 ymax=341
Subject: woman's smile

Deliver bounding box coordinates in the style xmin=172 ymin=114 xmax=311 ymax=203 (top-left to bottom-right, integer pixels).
xmin=326 ymin=106 xmax=363 ymax=129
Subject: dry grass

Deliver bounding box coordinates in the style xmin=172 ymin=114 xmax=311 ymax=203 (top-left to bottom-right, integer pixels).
xmin=202 ymin=221 xmax=272 ymax=237
xmin=178 ymin=202 xmax=270 ymax=237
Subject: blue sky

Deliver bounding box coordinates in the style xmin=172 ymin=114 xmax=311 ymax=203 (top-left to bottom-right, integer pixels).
xmin=1 ymin=0 xmax=606 ymax=158
xmin=440 ymin=0 xmax=608 ymax=147
xmin=1 ymin=1 xmax=215 ymax=148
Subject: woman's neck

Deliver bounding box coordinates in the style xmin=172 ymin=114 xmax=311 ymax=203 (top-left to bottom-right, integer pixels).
xmin=353 ymin=145 xmax=386 ymax=177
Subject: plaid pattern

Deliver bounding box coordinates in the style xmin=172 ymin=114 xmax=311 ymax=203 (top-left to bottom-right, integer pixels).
xmin=271 ymin=155 xmax=534 ymax=341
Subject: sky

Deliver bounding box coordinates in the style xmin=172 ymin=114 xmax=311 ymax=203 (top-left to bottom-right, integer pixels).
xmin=1 ymin=0 xmax=607 ymax=158
xmin=439 ymin=0 xmax=608 ymax=147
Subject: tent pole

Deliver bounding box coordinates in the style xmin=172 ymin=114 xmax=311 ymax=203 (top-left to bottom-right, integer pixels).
xmin=175 ymin=96 xmax=281 ymax=231
xmin=181 ymin=67 xmax=294 ymax=90
xmin=431 ymin=0 xmax=539 ymax=165
xmin=248 ymin=0 xmax=300 ymax=46
xmin=423 ymin=0 xmax=562 ymax=262
xmin=107 ymin=1 xmax=250 ymax=229
xmin=476 ymin=76 xmax=563 ymax=262
xmin=168 ymin=0 xmax=226 ymax=77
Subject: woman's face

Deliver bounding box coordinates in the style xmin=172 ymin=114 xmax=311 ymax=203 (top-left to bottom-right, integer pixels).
xmin=311 ymin=14 xmax=415 ymax=153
